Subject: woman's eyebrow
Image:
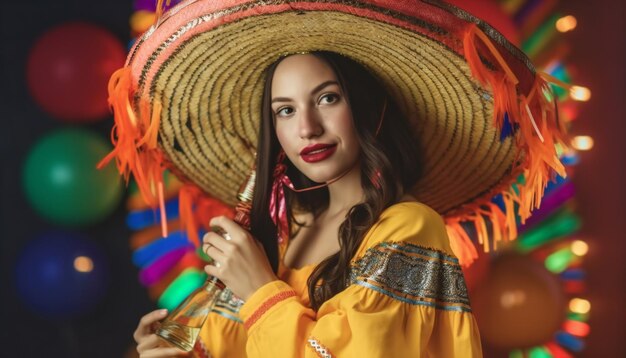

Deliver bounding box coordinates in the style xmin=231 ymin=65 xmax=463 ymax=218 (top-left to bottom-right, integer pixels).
xmin=271 ymin=80 xmax=339 ymax=104
xmin=310 ymin=80 xmax=339 ymax=95
xmin=271 ymin=97 xmax=291 ymax=104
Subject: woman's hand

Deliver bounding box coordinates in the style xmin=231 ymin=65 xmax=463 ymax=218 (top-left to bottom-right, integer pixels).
xmin=203 ymin=216 xmax=278 ymax=301
xmin=133 ymin=309 xmax=189 ymax=357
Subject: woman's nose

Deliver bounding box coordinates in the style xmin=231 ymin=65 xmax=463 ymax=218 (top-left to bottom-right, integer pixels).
xmin=298 ymin=107 xmax=323 ymax=138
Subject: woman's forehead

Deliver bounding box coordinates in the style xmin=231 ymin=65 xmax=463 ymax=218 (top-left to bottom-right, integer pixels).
xmin=271 ymin=54 xmax=338 ymax=96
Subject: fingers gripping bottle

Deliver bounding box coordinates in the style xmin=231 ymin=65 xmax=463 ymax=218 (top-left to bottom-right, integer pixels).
xmin=156 ymin=170 xmax=256 ymax=351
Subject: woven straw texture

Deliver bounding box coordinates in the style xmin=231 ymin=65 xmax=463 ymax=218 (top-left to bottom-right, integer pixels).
xmin=128 ymin=0 xmax=523 ymax=214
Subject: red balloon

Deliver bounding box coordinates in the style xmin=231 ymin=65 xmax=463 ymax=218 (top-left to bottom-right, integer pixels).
xmin=472 ymin=253 xmax=565 ymax=350
xmin=26 ymin=22 xmax=126 ymax=122
xmin=446 ymin=0 xmax=521 ymax=46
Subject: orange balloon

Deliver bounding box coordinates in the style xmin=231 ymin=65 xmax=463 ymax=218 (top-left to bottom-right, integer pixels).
xmin=462 ymin=247 xmax=491 ymax=293
xmin=472 ymin=253 xmax=565 ymax=349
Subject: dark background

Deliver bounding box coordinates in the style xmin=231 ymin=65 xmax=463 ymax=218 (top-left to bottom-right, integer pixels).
xmin=1 ymin=1 xmax=151 ymax=357
xmin=1 ymin=1 xmax=624 ymax=357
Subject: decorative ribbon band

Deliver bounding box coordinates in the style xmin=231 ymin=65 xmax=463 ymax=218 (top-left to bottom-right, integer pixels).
xmin=307 ymin=336 xmax=334 ymax=358
xmin=211 ymin=289 xmax=245 ymax=323
xmin=243 ymin=289 xmax=298 ymax=330
xmin=349 ymin=241 xmax=472 ymax=312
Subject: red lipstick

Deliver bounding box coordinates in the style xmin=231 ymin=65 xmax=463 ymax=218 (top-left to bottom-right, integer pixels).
xmin=300 ymin=143 xmax=337 ymax=163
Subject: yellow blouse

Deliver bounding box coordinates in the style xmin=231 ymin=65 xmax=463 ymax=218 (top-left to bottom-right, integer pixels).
xmin=197 ymin=202 xmax=483 ymax=357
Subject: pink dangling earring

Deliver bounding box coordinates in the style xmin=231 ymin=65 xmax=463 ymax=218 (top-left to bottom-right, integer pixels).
xmin=269 ymin=150 xmax=290 ymax=243
xmin=370 ymin=170 xmax=382 ymax=189
xmin=268 ymin=149 xmax=340 ymax=243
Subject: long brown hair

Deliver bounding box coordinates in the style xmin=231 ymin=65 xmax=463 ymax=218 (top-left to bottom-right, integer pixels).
xmin=250 ymin=52 xmax=423 ymax=310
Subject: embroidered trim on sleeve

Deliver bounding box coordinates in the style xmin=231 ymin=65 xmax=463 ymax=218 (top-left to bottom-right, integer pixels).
xmin=243 ymin=290 xmax=297 ymax=330
xmin=349 ymin=241 xmax=472 ymax=312
xmin=307 ymin=336 xmax=334 ymax=358
xmin=211 ymin=288 xmax=244 ymax=323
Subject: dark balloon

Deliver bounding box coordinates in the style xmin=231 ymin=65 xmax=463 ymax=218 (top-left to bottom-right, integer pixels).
xmin=26 ymin=22 xmax=126 ymax=122
xmin=22 ymin=128 xmax=123 ymax=226
xmin=14 ymin=232 xmax=110 ymax=319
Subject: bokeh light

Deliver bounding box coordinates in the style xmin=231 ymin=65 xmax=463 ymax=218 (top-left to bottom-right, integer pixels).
xmin=74 ymin=256 xmax=94 ymax=272
xmin=570 ymin=86 xmax=591 ymax=101
xmin=569 ymin=298 xmax=591 ymax=314
xmin=500 ymin=289 xmax=527 ymax=309
xmin=556 ymin=15 xmax=578 ymax=32
xmin=571 ymin=136 xmax=594 ymax=151
xmin=563 ymin=320 xmax=590 ymax=337
xmin=571 ymin=240 xmax=589 ymax=256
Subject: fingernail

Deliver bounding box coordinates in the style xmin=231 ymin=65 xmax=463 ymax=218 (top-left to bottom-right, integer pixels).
xmin=160 ymin=309 xmax=168 ymax=315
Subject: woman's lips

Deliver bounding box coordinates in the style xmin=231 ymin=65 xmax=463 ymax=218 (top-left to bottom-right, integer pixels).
xmin=300 ymin=144 xmax=337 ymax=163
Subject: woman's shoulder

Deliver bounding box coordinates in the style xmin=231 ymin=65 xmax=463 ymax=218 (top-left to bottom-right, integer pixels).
xmin=380 ymin=200 xmax=442 ymax=223
xmin=348 ymin=201 xmax=470 ymax=314
xmin=356 ymin=200 xmax=455 ymax=258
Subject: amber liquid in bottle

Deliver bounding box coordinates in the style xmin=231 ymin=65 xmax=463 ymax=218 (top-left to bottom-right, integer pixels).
xmin=156 ymin=170 xmax=256 ymax=351
xmin=156 ymin=278 xmax=224 ymax=351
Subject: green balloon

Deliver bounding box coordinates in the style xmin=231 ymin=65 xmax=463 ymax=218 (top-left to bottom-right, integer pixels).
xmin=23 ymin=128 xmax=123 ymax=226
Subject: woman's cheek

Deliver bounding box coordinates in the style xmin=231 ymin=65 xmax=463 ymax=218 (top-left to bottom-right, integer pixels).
xmin=275 ymin=124 xmax=299 ymax=158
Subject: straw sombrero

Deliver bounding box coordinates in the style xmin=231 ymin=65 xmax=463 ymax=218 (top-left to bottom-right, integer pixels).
xmin=100 ymin=0 xmax=569 ymax=264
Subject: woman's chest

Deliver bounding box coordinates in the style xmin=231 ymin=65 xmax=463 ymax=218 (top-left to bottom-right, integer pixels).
xmin=282 ymin=220 xmax=341 ymax=270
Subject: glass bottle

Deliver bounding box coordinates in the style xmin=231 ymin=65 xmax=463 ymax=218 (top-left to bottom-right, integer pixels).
xmin=156 ymin=169 xmax=256 ymax=351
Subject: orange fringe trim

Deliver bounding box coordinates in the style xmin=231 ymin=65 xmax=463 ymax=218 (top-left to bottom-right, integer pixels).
xmin=97 ymin=67 xmax=168 ymax=238
xmin=447 ymin=24 xmax=570 ymax=266
xmin=130 ymin=219 xmax=182 ymax=250
xmin=154 ymin=0 xmax=171 ymax=23
xmin=99 ymin=67 xmax=234 ymax=248
xmin=178 ymin=184 xmax=203 ymax=248
xmin=179 ymin=184 xmax=236 ymax=248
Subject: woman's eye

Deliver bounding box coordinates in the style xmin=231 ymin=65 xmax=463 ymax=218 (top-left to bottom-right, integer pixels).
xmin=276 ymin=107 xmax=294 ymax=117
xmin=320 ymin=93 xmax=339 ymax=104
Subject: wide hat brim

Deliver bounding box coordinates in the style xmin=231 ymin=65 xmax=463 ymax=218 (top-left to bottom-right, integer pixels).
xmin=104 ymin=0 xmax=568 ymax=263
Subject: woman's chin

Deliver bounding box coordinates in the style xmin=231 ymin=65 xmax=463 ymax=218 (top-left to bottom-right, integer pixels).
xmin=300 ymin=169 xmax=348 ymax=185
xmin=301 ymin=174 xmax=331 ymax=184
xmin=293 ymin=166 xmax=330 ymax=183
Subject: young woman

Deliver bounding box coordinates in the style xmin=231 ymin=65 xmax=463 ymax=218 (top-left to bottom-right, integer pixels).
xmin=135 ymin=51 xmax=478 ymax=357
xmin=105 ymin=1 xmax=568 ymax=357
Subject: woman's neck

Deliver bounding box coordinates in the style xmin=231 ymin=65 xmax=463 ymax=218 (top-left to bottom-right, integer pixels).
xmin=325 ymin=162 xmax=364 ymax=218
